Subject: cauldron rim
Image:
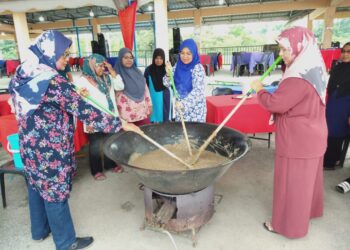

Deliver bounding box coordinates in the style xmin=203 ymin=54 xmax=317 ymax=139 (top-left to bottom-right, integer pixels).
xmin=105 ymin=122 xmax=250 ymax=173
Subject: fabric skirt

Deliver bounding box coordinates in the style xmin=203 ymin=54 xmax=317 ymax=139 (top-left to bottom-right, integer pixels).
xmin=271 ymin=155 xmax=324 ymax=238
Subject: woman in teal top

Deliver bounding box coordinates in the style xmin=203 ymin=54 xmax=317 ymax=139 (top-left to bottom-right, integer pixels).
xmin=144 ymin=48 xmax=171 ymax=122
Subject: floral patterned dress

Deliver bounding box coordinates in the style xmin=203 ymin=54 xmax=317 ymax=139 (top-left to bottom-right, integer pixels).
xmin=116 ymin=84 xmax=152 ymax=122
xmin=11 ymin=75 xmax=122 ymax=202
xmin=163 ymin=63 xmax=206 ymax=122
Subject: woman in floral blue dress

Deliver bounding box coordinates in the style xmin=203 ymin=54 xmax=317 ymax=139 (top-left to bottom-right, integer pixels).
xmin=163 ymin=39 xmax=207 ymax=122
xmin=8 ymin=30 xmax=140 ymax=250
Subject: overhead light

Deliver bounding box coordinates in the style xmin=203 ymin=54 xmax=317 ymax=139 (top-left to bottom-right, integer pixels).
xmin=39 ymin=16 xmax=44 ymax=22
xmin=89 ymin=9 xmax=94 ymax=17
xmin=147 ymin=5 xmax=152 ymax=11
xmin=1 ymin=32 xmax=5 ymax=36
xmin=219 ymin=0 xmax=225 ymax=4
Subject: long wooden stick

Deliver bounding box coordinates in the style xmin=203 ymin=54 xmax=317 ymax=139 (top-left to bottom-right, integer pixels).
xmin=134 ymin=130 xmax=193 ymax=169
xmin=190 ymin=56 xmax=283 ymax=165
xmin=169 ymin=70 xmax=192 ymax=156
xmin=72 ymin=84 xmax=191 ymax=169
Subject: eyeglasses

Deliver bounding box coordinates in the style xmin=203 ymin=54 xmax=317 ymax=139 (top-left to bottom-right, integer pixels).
xmin=95 ymin=62 xmax=105 ymax=68
xmin=123 ymin=56 xmax=134 ymax=60
xmin=341 ymin=50 xmax=350 ymax=54
xmin=63 ymin=51 xmax=70 ymax=58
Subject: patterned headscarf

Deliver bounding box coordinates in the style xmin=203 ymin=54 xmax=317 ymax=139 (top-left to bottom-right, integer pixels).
xmin=82 ymin=54 xmax=114 ymax=112
xmin=113 ymin=48 xmax=145 ymax=102
xmin=174 ymin=39 xmax=200 ymax=98
xmin=277 ymin=26 xmax=327 ymax=104
xmin=9 ymin=30 xmax=72 ymax=117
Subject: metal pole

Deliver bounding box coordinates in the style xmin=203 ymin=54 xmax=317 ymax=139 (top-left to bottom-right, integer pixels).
xmin=73 ymin=19 xmax=82 ymax=57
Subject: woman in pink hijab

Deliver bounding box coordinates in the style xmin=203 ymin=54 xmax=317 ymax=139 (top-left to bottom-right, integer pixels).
xmin=250 ymin=26 xmax=328 ymax=238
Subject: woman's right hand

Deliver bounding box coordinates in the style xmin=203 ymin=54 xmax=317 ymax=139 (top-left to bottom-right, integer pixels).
xmin=121 ymin=119 xmax=143 ymax=134
xmin=165 ymin=62 xmax=172 ymax=77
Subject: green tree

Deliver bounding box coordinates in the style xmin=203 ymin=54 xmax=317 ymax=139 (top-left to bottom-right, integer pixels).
xmin=0 ymin=40 xmax=18 ymax=59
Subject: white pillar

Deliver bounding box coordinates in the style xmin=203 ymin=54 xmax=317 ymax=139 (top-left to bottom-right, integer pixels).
xmin=194 ymin=10 xmax=202 ymax=53
xmin=154 ymin=0 xmax=169 ymax=61
xmin=12 ymin=12 xmax=31 ymax=62
xmin=91 ymin=18 xmax=101 ymax=41
xmin=323 ymin=7 xmax=336 ymax=49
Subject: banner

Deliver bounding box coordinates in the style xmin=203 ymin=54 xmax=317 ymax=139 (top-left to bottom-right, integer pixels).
xmin=118 ymin=1 xmax=137 ymax=50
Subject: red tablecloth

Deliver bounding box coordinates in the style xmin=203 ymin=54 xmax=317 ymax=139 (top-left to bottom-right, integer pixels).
xmin=0 ymin=94 xmax=11 ymax=116
xmin=6 ymin=60 xmax=20 ymax=76
xmin=206 ymin=95 xmax=275 ymax=133
xmin=320 ymin=49 xmax=341 ymax=71
xmin=0 ymin=114 xmax=88 ymax=155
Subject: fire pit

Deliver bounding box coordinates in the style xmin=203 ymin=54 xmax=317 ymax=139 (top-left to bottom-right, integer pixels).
xmin=104 ymin=122 xmax=250 ymax=246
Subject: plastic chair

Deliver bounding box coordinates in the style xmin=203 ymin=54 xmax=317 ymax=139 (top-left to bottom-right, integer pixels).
xmin=255 ymin=52 xmax=272 ymax=75
xmin=233 ymin=52 xmax=247 ymax=77
xmin=0 ymin=159 xmax=26 ymax=208
xmin=212 ymin=87 xmax=234 ymax=96
xmin=0 ymin=60 xmax=6 ymax=78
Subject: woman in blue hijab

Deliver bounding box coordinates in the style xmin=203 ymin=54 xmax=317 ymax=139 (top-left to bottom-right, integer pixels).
xmin=8 ymin=30 xmax=139 ymax=250
xmin=163 ymin=39 xmax=206 ymax=122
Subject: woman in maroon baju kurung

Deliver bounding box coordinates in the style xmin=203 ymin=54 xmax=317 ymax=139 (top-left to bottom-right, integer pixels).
xmin=250 ymin=26 xmax=328 ymax=238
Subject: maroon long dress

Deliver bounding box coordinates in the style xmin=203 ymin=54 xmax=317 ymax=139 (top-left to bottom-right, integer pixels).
xmin=257 ymin=77 xmax=327 ymax=238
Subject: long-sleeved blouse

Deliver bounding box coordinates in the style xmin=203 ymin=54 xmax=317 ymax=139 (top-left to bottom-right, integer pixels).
xmin=12 ymin=75 xmax=122 ymax=202
xmin=163 ymin=63 xmax=206 ymax=122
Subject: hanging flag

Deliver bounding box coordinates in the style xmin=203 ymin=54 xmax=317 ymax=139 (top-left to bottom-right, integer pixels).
xmin=118 ymin=1 xmax=137 ymax=50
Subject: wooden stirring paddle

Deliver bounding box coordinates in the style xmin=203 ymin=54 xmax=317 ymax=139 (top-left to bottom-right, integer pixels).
xmin=189 ymin=56 xmax=283 ymax=165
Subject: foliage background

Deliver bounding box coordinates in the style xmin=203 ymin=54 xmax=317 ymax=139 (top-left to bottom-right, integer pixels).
xmin=0 ymin=18 xmax=349 ymax=59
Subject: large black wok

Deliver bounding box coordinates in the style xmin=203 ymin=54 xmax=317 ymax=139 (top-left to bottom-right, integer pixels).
xmin=104 ymin=122 xmax=250 ymax=194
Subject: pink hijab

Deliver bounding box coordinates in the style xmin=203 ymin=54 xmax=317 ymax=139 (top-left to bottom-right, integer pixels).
xmin=277 ymin=26 xmax=327 ymax=104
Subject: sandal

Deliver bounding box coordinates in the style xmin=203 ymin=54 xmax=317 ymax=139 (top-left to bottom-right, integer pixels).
xmin=263 ymin=221 xmax=277 ymax=234
xmin=112 ymin=166 xmax=124 ymax=173
xmin=336 ymin=181 xmax=350 ymax=193
xmin=138 ymin=183 xmax=144 ymax=191
xmin=93 ymin=172 xmax=106 ymax=181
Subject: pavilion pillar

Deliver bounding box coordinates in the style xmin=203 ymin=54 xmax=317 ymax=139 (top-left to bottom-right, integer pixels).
xmin=12 ymin=12 xmax=30 ymax=61
xmin=154 ymin=0 xmax=169 ymax=61
xmin=323 ymin=7 xmax=336 ymax=49
xmin=91 ymin=18 xmax=101 ymax=41
xmin=194 ymin=10 xmax=202 ymax=52
xmin=307 ymin=15 xmax=313 ymax=32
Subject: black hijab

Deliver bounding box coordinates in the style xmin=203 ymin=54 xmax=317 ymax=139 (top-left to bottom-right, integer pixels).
xmin=327 ymin=61 xmax=350 ymax=98
xmin=147 ymin=48 xmax=166 ymax=92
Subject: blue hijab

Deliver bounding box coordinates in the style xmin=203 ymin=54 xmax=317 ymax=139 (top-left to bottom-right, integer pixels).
xmin=9 ymin=30 xmax=71 ymax=117
xmin=174 ymin=39 xmax=200 ymax=98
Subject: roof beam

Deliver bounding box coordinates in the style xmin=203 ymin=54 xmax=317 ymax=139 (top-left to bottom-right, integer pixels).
xmin=168 ymin=0 xmax=331 ymax=19
xmin=28 ymin=0 xmax=348 ymax=30
xmin=309 ymin=8 xmax=327 ymax=20
xmin=331 ymin=0 xmax=350 ymax=6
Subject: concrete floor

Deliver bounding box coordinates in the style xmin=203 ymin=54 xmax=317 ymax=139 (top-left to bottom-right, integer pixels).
xmin=1 ymin=67 xmax=350 ymax=250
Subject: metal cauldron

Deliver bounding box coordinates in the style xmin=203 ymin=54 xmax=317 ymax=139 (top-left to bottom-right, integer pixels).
xmin=104 ymin=122 xmax=250 ymax=194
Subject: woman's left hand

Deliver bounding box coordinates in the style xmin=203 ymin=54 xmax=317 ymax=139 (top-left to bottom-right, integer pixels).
xmin=105 ymin=62 xmax=117 ymax=77
xmin=77 ymin=87 xmax=89 ymax=97
xmin=250 ymin=79 xmax=264 ymax=93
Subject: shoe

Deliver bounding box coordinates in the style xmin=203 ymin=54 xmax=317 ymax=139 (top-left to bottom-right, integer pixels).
xmin=111 ymin=165 xmax=124 ymax=173
xmin=67 ymin=237 xmax=94 ymax=250
xmin=93 ymin=172 xmax=106 ymax=181
xmin=33 ymin=233 xmax=50 ymax=242
xmin=336 ymin=181 xmax=350 ymax=193
xmin=263 ymin=221 xmax=277 ymax=234
xmin=323 ymin=166 xmax=335 ymax=171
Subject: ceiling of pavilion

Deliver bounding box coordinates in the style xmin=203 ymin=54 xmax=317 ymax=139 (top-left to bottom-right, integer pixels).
xmin=0 ymin=0 xmax=349 ymax=35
